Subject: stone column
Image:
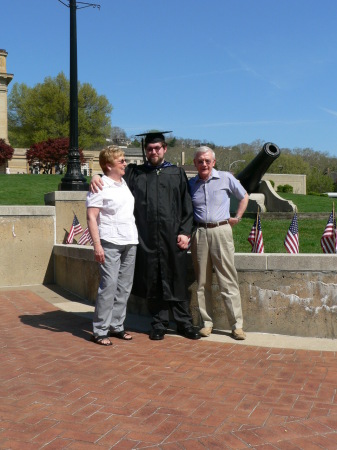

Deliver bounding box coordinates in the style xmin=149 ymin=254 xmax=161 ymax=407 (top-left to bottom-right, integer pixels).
xmin=0 ymin=49 xmax=14 ymax=143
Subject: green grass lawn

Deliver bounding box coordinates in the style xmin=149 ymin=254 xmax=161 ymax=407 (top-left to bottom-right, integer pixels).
xmin=233 ymin=193 xmax=334 ymax=253
xmin=279 ymin=192 xmax=334 ymax=212
xmin=1 ymin=174 xmax=335 ymax=253
xmin=232 ymin=217 xmax=327 ymax=253
xmin=0 ymin=174 xmax=89 ymax=205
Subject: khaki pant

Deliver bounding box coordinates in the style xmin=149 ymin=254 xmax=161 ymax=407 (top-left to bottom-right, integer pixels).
xmin=191 ymin=224 xmax=243 ymax=330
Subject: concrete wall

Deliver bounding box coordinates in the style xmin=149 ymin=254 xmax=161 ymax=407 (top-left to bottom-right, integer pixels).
xmin=262 ymin=173 xmax=306 ymax=194
xmin=0 ymin=206 xmax=55 ymax=286
xmin=53 ymin=245 xmax=337 ymax=339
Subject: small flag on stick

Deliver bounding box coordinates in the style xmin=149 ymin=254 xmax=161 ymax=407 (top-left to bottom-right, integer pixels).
xmin=284 ymin=213 xmax=299 ymax=254
xmin=78 ymin=227 xmax=94 ymax=246
xmin=321 ymin=206 xmax=337 ymax=254
xmin=66 ymin=214 xmax=83 ymax=244
xmin=248 ymin=211 xmax=264 ymax=253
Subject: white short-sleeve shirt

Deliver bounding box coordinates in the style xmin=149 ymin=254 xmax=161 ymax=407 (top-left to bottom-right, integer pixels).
xmin=86 ymin=175 xmax=138 ymax=245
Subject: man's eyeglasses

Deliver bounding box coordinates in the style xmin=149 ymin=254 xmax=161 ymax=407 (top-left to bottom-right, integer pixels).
xmin=197 ymin=159 xmax=213 ymax=165
xmin=146 ymin=146 xmax=163 ymax=153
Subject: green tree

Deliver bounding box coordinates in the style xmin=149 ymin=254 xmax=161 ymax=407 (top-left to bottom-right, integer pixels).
xmin=167 ymin=137 xmax=176 ymax=147
xmin=8 ymin=72 xmax=112 ymax=149
xmin=307 ymin=169 xmax=334 ymax=194
xmin=128 ymin=138 xmax=141 ymax=148
xmin=267 ymin=152 xmax=311 ymax=175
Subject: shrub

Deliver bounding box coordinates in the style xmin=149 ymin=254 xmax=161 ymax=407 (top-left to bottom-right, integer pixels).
xmin=277 ymin=184 xmax=293 ymax=193
xmin=0 ymin=139 xmax=14 ymax=165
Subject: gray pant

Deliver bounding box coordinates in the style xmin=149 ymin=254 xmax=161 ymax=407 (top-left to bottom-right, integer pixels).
xmin=93 ymin=240 xmax=137 ymax=337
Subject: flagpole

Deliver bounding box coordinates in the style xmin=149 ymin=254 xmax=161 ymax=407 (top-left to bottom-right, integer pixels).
xmin=333 ymin=202 xmax=336 ymax=254
xmin=254 ymin=208 xmax=260 ymax=253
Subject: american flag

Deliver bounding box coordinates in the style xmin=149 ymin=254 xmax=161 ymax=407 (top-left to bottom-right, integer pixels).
xmin=78 ymin=227 xmax=94 ymax=246
xmin=284 ymin=213 xmax=299 ymax=254
xmin=66 ymin=214 xmax=83 ymax=244
xmin=320 ymin=211 xmax=337 ymax=254
xmin=248 ymin=215 xmax=264 ymax=253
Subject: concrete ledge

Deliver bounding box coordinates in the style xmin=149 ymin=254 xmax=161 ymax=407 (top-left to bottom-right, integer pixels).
xmin=55 ymin=246 xmax=337 ymax=272
xmin=234 ymin=254 xmax=267 ymax=270
xmin=0 ymin=206 xmax=55 ymax=216
xmin=53 ymin=244 xmax=95 ymax=261
xmin=235 ymin=253 xmax=337 ymax=271
xmin=266 ymin=253 xmax=337 ymax=271
xmin=44 ymin=191 xmax=87 ymax=203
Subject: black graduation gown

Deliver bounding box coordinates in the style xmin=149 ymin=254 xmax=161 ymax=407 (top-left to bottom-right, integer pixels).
xmin=124 ymin=163 xmax=193 ymax=302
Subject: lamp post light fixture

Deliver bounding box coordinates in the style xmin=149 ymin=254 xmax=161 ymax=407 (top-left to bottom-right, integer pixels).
xmin=58 ymin=0 xmax=100 ymax=191
xmin=229 ymin=159 xmax=246 ymax=172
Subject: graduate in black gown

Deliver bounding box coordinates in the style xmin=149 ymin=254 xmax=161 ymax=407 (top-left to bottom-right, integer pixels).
xmin=91 ymin=131 xmax=200 ymax=340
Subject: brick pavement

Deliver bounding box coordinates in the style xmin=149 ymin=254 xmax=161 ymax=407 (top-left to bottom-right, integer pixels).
xmin=0 ymin=289 xmax=336 ymax=449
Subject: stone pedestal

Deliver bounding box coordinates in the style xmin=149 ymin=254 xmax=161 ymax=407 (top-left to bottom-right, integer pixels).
xmin=44 ymin=191 xmax=87 ymax=244
xmin=0 ymin=49 xmax=14 ymax=143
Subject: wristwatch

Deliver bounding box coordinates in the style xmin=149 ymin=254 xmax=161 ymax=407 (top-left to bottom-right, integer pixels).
xmin=235 ymin=216 xmax=242 ymax=222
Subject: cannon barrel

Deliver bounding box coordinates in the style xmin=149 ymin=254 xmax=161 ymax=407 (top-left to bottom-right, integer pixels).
xmin=235 ymin=142 xmax=280 ymax=194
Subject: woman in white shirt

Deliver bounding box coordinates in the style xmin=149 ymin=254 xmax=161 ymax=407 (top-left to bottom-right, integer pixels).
xmin=87 ymin=147 xmax=138 ymax=346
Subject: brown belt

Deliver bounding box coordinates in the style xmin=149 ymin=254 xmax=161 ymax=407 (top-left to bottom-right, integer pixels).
xmin=195 ymin=220 xmax=229 ymax=228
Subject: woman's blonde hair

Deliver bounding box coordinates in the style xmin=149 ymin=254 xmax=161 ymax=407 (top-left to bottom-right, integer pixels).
xmin=99 ymin=146 xmax=125 ymax=174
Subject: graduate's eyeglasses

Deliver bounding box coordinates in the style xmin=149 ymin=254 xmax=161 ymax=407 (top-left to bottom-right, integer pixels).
xmin=116 ymin=159 xmax=126 ymax=164
xmin=146 ymin=146 xmax=163 ymax=153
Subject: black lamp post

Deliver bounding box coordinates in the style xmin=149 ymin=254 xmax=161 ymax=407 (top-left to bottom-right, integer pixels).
xmin=59 ymin=0 xmax=100 ymax=191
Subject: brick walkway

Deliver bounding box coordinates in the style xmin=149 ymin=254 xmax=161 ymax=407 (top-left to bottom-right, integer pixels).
xmin=0 ymin=289 xmax=336 ymax=449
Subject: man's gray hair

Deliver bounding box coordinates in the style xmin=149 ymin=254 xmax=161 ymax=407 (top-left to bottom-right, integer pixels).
xmin=194 ymin=146 xmax=216 ymax=159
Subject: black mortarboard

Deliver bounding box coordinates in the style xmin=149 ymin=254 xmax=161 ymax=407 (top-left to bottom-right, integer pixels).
xmin=136 ymin=131 xmax=172 ymax=163
xmin=136 ymin=131 xmax=172 ymax=146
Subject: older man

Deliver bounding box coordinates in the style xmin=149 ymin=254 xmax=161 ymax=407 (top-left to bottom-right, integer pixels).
xmin=189 ymin=146 xmax=249 ymax=339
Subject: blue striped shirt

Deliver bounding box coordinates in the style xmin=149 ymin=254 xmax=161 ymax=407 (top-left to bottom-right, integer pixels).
xmin=189 ymin=169 xmax=247 ymax=223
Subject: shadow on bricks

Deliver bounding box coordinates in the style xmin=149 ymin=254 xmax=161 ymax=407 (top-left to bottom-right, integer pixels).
xmin=19 ymin=310 xmax=92 ymax=341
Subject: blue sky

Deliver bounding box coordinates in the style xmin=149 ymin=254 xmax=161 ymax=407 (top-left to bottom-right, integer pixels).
xmin=2 ymin=0 xmax=337 ymax=155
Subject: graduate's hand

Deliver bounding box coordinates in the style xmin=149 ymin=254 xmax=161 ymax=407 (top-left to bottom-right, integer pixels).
xmin=177 ymin=234 xmax=189 ymax=250
xmin=90 ymin=175 xmax=104 ymax=193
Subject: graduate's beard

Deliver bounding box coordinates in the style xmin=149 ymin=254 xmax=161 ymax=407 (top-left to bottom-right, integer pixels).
xmin=147 ymin=155 xmax=165 ymax=166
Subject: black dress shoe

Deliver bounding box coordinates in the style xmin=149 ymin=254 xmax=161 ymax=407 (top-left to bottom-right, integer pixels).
xmin=178 ymin=327 xmax=201 ymax=340
xmin=149 ymin=329 xmax=166 ymax=340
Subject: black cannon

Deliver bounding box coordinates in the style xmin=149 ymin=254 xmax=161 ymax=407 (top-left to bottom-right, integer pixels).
xmin=235 ymin=142 xmax=280 ymax=194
